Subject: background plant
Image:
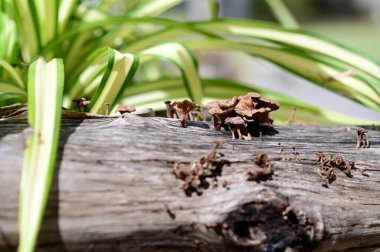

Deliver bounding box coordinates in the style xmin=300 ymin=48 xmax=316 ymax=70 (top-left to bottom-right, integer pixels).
xmin=0 ymin=0 xmax=379 ymax=251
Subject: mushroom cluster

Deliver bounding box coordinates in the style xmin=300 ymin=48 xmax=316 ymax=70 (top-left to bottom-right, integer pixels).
xmin=173 ymin=141 xmax=228 ymax=196
xmin=207 ymin=93 xmax=279 ymax=140
xmin=315 ymin=152 xmax=367 ymax=187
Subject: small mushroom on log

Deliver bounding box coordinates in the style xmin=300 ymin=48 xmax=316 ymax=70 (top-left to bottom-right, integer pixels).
xmin=207 ymin=106 xmax=235 ymax=130
xmin=225 ymin=116 xmax=251 ymax=140
xmin=72 ymin=98 xmax=90 ymax=112
xmin=116 ymin=105 xmax=136 ymax=115
xmin=356 ymin=128 xmax=370 ymax=148
xmin=171 ymin=100 xmax=200 ymax=127
xmin=235 ymin=96 xmax=256 ymax=118
xmin=164 ymin=100 xmax=178 ymax=118
xmin=251 ymin=107 xmax=273 ymax=126
xmin=217 ymin=96 xmax=239 ymax=110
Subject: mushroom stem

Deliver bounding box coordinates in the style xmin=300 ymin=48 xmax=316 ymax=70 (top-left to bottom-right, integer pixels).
xmin=164 ymin=101 xmax=178 ymax=118
xmin=105 ymin=103 xmax=110 ymax=115
xmin=72 ymin=98 xmax=85 ymax=112
xmin=243 ymin=132 xmax=252 ymax=141
xmin=76 ymin=102 xmax=81 ymax=112
xmin=171 ymin=100 xmax=200 ymax=128
xmin=212 ymin=115 xmax=218 ymax=130
xmin=237 ymin=127 xmax=243 ymax=140
xmin=228 ymin=125 xmax=235 ymax=139
xmin=179 ymin=113 xmax=187 ymax=128
xmin=82 ymin=100 xmax=91 ymax=112
xmin=356 ymin=130 xmax=361 ymax=148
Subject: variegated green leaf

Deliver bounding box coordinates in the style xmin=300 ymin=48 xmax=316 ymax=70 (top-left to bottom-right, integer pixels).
xmin=19 ymin=57 xmax=64 ymax=252
xmin=186 ymin=40 xmax=380 ymax=111
xmin=193 ymin=19 xmax=380 ymax=88
xmin=127 ymin=0 xmax=183 ymax=18
xmin=89 ymin=48 xmax=139 ymax=114
xmin=0 ymin=59 xmax=25 ymax=88
xmin=264 ymin=0 xmax=299 ymax=28
xmin=12 ymin=0 xmax=39 ymax=62
xmin=139 ymin=42 xmax=203 ymax=104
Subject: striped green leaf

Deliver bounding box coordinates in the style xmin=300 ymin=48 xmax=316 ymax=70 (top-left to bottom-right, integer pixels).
xmin=89 ymin=48 xmax=139 ymax=114
xmin=264 ymin=0 xmax=299 ymax=28
xmin=207 ymin=0 xmax=219 ymax=19
xmin=12 ymin=0 xmax=39 ymax=62
xmin=193 ymin=19 xmax=380 ymax=88
xmin=127 ymin=0 xmax=183 ymax=18
xmin=186 ymin=40 xmax=380 ymax=111
xmin=0 ymin=80 xmax=26 ymax=95
xmin=58 ymin=0 xmax=79 ymax=33
xmin=139 ymin=42 xmax=203 ymax=104
xmin=0 ymin=59 xmax=25 ymax=88
xmin=0 ymin=1 xmax=20 ymax=63
xmin=65 ymin=48 xmax=109 ymax=105
xmin=18 ymin=57 xmax=64 ymax=252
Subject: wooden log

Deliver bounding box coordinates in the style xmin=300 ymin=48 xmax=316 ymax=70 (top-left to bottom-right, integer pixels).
xmin=0 ymin=114 xmax=379 ymax=251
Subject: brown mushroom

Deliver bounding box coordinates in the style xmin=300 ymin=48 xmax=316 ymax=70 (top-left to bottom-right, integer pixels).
xmin=225 ymin=116 xmax=251 ymax=140
xmin=72 ymin=98 xmax=87 ymax=112
xmin=245 ymin=92 xmax=261 ymax=100
xmin=105 ymin=103 xmax=110 ymax=115
xmin=235 ymin=96 xmax=255 ymax=117
xmin=356 ymin=128 xmax=369 ymax=148
xmin=81 ymin=100 xmax=91 ymax=112
xmin=257 ymin=97 xmax=280 ymax=111
xmin=207 ymin=106 xmax=235 ymax=130
xmin=116 ymin=104 xmax=136 ymax=115
xmin=217 ymin=96 xmax=239 ymax=110
xmin=164 ymin=100 xmax=178 ymax=118
xmin=252 ymin=107 xmax=273 ymax=125
xmin=171 ymin=100 xmax=200 ymax=127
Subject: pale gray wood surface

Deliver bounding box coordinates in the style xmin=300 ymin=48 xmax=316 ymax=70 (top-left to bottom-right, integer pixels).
xmin=0 ymin=115 xmax=379 ymax=252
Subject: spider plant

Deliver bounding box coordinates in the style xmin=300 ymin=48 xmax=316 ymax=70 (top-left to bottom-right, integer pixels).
xmin=0 ymin=0 xmax=379 ymax=251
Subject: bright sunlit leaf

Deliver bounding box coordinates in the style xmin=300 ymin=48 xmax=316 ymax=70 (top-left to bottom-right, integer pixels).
xmin=139 ymin=42 xmax=203 ymax=104
xmin=89 ymin=48 xmax=139 ymax=114
xmin=18 ymin=57 xmax=64 ymax=252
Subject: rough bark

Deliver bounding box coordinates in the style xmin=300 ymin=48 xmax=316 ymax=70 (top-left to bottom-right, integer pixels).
xmin=0 ymin=114 xmax=379 ymax=252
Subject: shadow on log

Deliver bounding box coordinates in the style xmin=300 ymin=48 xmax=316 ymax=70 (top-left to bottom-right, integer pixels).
xmin=0 ymin=114 xmax=379 ymax=251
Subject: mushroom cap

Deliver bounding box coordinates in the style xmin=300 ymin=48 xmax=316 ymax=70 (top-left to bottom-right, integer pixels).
xmin=225 ymin=116 xmax=244 ymax=125
xmin=217 ymin=96 xmax=239 ymax=110
xmin=245 ymin=92 xmax=261 ymax=101
xmin=212 ymin=107 xmax=235 ymax=120
xmin=207 ymin=106 xmax=222 ymax=115
xmin=206 ymin=101 xmax=219 ymax=110
xmin=235 ymin=96 xmax=255 ymax=117
xmin=252 ymin=107 xmax=272 ymax=124
xmin=257 ymin=97 xmax=279 ymax=111
xmin=81 ymin=100 xmax=91 ymax=106
xmin=116 ymin=104 xmax=136 ymax=113
xmin=172 ymin=99 xmax=200 ymax=114
xmin=72 ymin=97 xmax=86 ymax=103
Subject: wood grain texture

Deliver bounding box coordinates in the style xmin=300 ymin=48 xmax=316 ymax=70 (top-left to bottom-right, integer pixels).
xmin=0 ymin=115 xmax=379 ymax=252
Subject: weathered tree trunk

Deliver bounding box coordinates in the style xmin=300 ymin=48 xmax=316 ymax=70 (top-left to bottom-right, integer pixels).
xmin=0 ymin=115 xmax=379 ymax=252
